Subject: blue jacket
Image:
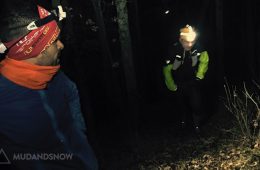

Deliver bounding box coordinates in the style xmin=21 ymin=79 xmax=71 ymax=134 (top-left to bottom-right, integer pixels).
xmin=0 ymin=71 xmax=98 ymax=170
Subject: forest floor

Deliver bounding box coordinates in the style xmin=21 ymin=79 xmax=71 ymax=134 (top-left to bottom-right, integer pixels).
xmin=96 ymin=99 xmax=260 ymax=170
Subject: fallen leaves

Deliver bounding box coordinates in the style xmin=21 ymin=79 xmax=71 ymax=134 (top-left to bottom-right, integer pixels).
xmin=138 ymin=136 xmax=260 ymax=170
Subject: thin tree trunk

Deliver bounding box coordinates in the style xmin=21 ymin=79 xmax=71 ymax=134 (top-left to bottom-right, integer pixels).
xmin=115 ymin=0 xmax=139 ymax=140
xmin=245 ymin=1 xmax=257 ymax=81
xmin=91 ymin=0 xmax=124 ymax=111
xmin=215 ymin=0 xmax=224 ymax=83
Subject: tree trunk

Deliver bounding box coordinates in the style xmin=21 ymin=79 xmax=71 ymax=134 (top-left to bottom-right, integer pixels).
xmin=91 ymin=0 xmax=125 ymax=111
xmin=115 ymin=0 xmax=139 ymax=140
xmin=215 ymin=0 xmax=224 ymax=84
xmin=245 ymin=1 xmax=257 ymax=81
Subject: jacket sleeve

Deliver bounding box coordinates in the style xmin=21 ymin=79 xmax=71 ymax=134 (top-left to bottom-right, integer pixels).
xmin=196 ymin=51 xmax=209 ymax=80
xmin=62 ymin=73 xmax=87 ymax=132
xmin=163 ymin=63 xmax=177 ymax=91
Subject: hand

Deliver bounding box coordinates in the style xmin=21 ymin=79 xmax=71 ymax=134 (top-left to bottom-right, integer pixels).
xmin=194 ymin=76 xmax=204 ymax=82
xmin=173 ymin=85 xmax=178 ymax=92
xmin=195 ymin=76 xmax=203 ymax=81
xmin=193 ymin=77 xmax=203 ymax=88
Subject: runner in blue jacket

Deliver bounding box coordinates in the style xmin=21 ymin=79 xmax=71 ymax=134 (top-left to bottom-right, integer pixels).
xmin=0 ymin=0 xmax=98 ymax=169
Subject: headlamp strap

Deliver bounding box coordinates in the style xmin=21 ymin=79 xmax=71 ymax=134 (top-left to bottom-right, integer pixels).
xmin=27 ymin=5 xmax=66 ymax=31
xmin=27 ymin=14 xmax=56 ymax=30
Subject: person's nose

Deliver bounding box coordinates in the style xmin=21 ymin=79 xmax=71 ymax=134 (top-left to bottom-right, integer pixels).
xmin=57 ymin=40 xmax=64 ymax=50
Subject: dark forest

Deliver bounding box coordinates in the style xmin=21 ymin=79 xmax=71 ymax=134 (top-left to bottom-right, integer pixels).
xmin=60 ymin=0 xmax=260 ymax=169
xmin=1 ymin=0 xmax=260 ymax=169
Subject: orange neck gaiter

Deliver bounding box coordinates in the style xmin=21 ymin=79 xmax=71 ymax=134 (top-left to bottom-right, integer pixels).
xmin=0 ymin=58 xmax=60 ymax=89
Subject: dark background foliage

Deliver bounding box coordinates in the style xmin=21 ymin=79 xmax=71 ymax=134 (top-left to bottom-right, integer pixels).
xmin=56 ymin=0 xmax=260 ymax=147
xmin=1 ymin=0 xmax=259 ymax=168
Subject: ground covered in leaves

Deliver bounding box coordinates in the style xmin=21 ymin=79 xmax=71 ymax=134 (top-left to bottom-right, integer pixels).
xmin=97 ymin=100 xmax=260 ymax=170
xmin=135 ymin=128 xmax=260 ymax=170
xmin=98 ymin=122 xmax=260 ymax=170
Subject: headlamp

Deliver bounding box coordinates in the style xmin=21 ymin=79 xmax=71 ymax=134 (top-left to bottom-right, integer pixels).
xmin=180 ymin=25 xmax=197 ymax=42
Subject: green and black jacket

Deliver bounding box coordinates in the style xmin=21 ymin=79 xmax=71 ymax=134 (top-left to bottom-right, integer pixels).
xmin=163 ymin=42 xmax=209 ymax=91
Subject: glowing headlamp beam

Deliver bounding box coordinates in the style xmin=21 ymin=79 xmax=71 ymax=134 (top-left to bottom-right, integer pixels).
xmin=180 ymin=25 xmax=197 ymax=42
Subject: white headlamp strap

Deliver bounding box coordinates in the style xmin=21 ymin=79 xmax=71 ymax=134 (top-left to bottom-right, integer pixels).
xmin=0 ymin=42 xmax=7 ymax=54
xmin=57 ymin=5 xmax=66 ymax=21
